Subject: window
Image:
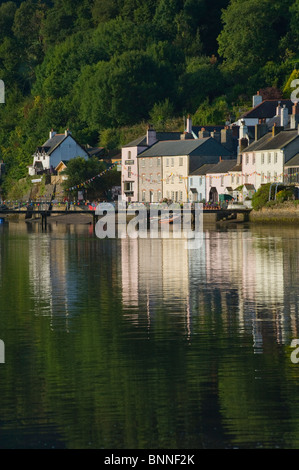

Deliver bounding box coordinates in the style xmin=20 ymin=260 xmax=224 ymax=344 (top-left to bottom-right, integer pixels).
xmin=179 ymin=157 xmax=183 ymax=166
xmin=157 ymin=158 xmax=161 ymax=166
xmin=142 ymin=190 xmax=146 ymax=202
xmin=268 ymin=153 xmax=271 ymax=164
xmin=149 ymin=159 xmax=153 ymax=167
xmin=171 ymin=158 xmax=174 ymax=167
xmin=171 ymin=175 xmax=174 ymax=184
xmin=261 ymin=153 xmax=264 ymax=164
xmin=274 ymin=152 xmax=278 ymax=164
xmin=166 ymin=158 xmax=169 ymax=167
xmin=190 ymin=178 xmax=193 ymax=186
xmin=245 ymin=174 xmax=248 ymax=184
xmin=267 ymin=171 xmax=270 ymax=181
xmin=179 ymin=175 xmax=183 ymax=183
xmin=128 ymin=151 xmax=131 ymax=159
xmin=141 ymin=158 xmax=145 ymax=168
xmin=199 ymin=193 xmax=202 ymax=201
xmin=209 ymin=176 xmax=212 ymax=186
xmin=124 ymin=182 xmax=133 ymax=191
xmin=128 ymin=166 xmax=132 ymax=178
xmin=237 ymin=176 xmax=240 ymax=184
xmin=274 ymin=172 xmax=277 ymax=181
xmin=246 ymin=154 xmax=249 ymax=165
xmin=175 ymin=191 xmax=178 ymax=202
xmin=150 ymin=174 xmax=153 ymax=183
xmin=253 ymin=155 xmax=255 ymax=165
xmin=179 ymin=191 xmax=183 ymax=201
xmin=231 ymin=174 xmax=235 ymax=185
xmin=171 ymin=191 xmax=174 ymax=200
xmin=158 ymin=190 xmax=162 ymax=201
xmin=221 ymin=176 xmax=224 ymax=187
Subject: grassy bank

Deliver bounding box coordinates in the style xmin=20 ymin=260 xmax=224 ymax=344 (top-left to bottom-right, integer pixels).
xmin=249 ymin=201 xmax=299 ymax=224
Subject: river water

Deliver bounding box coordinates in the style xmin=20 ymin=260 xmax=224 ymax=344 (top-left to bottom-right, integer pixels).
xmin=0 ymin=220 xmax=299 ymax=449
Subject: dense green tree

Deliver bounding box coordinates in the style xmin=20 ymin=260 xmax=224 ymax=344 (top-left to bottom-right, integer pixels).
xmin=0 ymin=2 xmax=17 ymax=40
xmin=217 ymin=0 xmax=288 ymax=74
xmin=62 ymin=156 xmax=120 ymax=199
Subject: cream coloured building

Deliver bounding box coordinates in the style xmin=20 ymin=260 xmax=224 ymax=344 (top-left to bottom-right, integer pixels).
xmin=138 ymin=138 xmax=233 ymax=202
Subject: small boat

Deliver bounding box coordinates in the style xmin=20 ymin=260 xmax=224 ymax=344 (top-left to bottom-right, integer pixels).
xmin=159 ymin=214 xmax=181 ymax=224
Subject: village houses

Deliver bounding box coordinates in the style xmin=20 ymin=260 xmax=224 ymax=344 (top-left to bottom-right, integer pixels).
xmin=137 ymin=136 xmax=233 ymax=203
xmin=120 ymin=93 xmax=299 ymax=204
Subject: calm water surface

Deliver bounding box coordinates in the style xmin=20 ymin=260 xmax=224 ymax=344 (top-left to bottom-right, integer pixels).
xmin=0 ymin=220 xmax=299 ymax=449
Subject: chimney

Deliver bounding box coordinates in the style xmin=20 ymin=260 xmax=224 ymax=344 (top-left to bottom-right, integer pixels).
xmin=198 ymin=127 xmax=210 ymax=139
xmin=239 ymin=119 xmax=248 ymax=140
xmin=221 ymin=127 xmax=233 ymax=149
xmin=280 ymin=104 xmax=289 ymax=128
xmin=180 ymin=132 xmax=193 ymax=140
xmin=272 ymin=123 xmax=283 ymax=136
xmin=239 ymin=137 xmax=248 ymax=153
xmin=65 ymin=129 xmax=71 ymax=136
xmin=276 ymin=101 xmax=281 ymax=117
xmin=210 ymin=129 xmax=221 ymax=143
xmin=49 ymin=129 xmax=56 ymax=139
xmin=146 ymin=124 xmax=157 ymax=146
xmin=186 ymin=114 xmax=192 ymax=134
xmin=290 ymin=102 xmax=299 ymax=129
xmin=255 ymin=123 xmax=268 ymax=141
xmin=252 ymin=91 xmax=262 ymax=108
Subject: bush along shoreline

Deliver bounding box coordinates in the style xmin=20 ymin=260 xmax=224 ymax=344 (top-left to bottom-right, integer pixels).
xmin=249 ymin=184 xmax=299 ymax=223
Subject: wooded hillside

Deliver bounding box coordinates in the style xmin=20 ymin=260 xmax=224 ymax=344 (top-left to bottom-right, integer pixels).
xmin=0 ymin=0 xmax=298 ymax=189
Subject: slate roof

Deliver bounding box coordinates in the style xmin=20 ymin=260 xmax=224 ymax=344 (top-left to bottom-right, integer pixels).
xmin=190 ymin=163 xmax=217 ymax=176
xmin=285 ymin=153 xmax=299 ymax=167
xmin=240 ymin=100 xmax=293 ymax=119
xmin=39 ymin=134 xmax=67 ymax=155
xmin=124 ymin=132 xmax=182 ymax=148
xmin=206 ymin=159 xmax=238 ymax=174
xmin=244 ymin=130 xmax=298 ymax=152
xmin=138 ymin=137 xmax=232 ymax=158
xmin=229 ymin=163 xmax=242 ymax=172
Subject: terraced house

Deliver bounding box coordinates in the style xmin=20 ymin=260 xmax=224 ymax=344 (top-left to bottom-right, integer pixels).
xmin=137 ymin=138 xmax=233 ymax=203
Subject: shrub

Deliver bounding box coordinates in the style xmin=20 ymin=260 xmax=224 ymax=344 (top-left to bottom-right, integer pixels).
xmin=251 ymin=183 xmax=272 ymax=210
xmin=276 ymin=188 xmax=294 ymax=203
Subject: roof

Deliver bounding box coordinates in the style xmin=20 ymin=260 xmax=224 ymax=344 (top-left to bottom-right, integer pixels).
xmin=206 ymin=159 xmax=238 ymax=174
xmin=242 ymin=130 xmax=299 ymax=153
xmin=243 ymin=184 xmax=255 ymax=190
xmin=40 ymin=133 xmax=67 ymax=155
xmin=36 ymin=132 xmax=89 ymax=157
xmin=138 ymin=138 xmax=210 ymax=157
xmin=229 ymin=163 xmax=242 ymax=172
xmin=124 ymin=132 xmax=182 ymax=148
xmin=240 ymin=100 xmax=293 ymax=119
xmin=190 ymin=163 xmax=217 ymax=176
xmin=85 ymin=146 xmax=104 ymax=158
xmin=285 ymin=153 xmax=299 ymax=167
xmin=138 ymin=137 xmax=233 ymax=158
xmin=189 ymin=188 xmax=197 ymax=193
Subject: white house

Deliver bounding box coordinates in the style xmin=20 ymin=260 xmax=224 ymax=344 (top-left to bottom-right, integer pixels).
xmin=28 ymin=129 xmax=89 ymax=176
xmin=242 ymin=124 xmax=299 ymax=191
xmin=188 ymin=164 xmax=217 ymax=202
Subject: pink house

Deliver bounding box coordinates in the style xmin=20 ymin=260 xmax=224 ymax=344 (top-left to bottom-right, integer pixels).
xmin=205 ymin=159 xmax=238 ymax=202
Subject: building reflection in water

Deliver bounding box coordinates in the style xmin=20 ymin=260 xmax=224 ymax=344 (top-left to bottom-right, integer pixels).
xmin=120 ymin=227 xmax=299 ymax=351
xmin=26 ymin=223 xmax=88 ymax=331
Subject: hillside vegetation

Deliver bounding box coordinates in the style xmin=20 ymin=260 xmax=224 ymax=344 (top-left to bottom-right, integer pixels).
xmin=0 ymin=0 xmax=298 ymax=193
